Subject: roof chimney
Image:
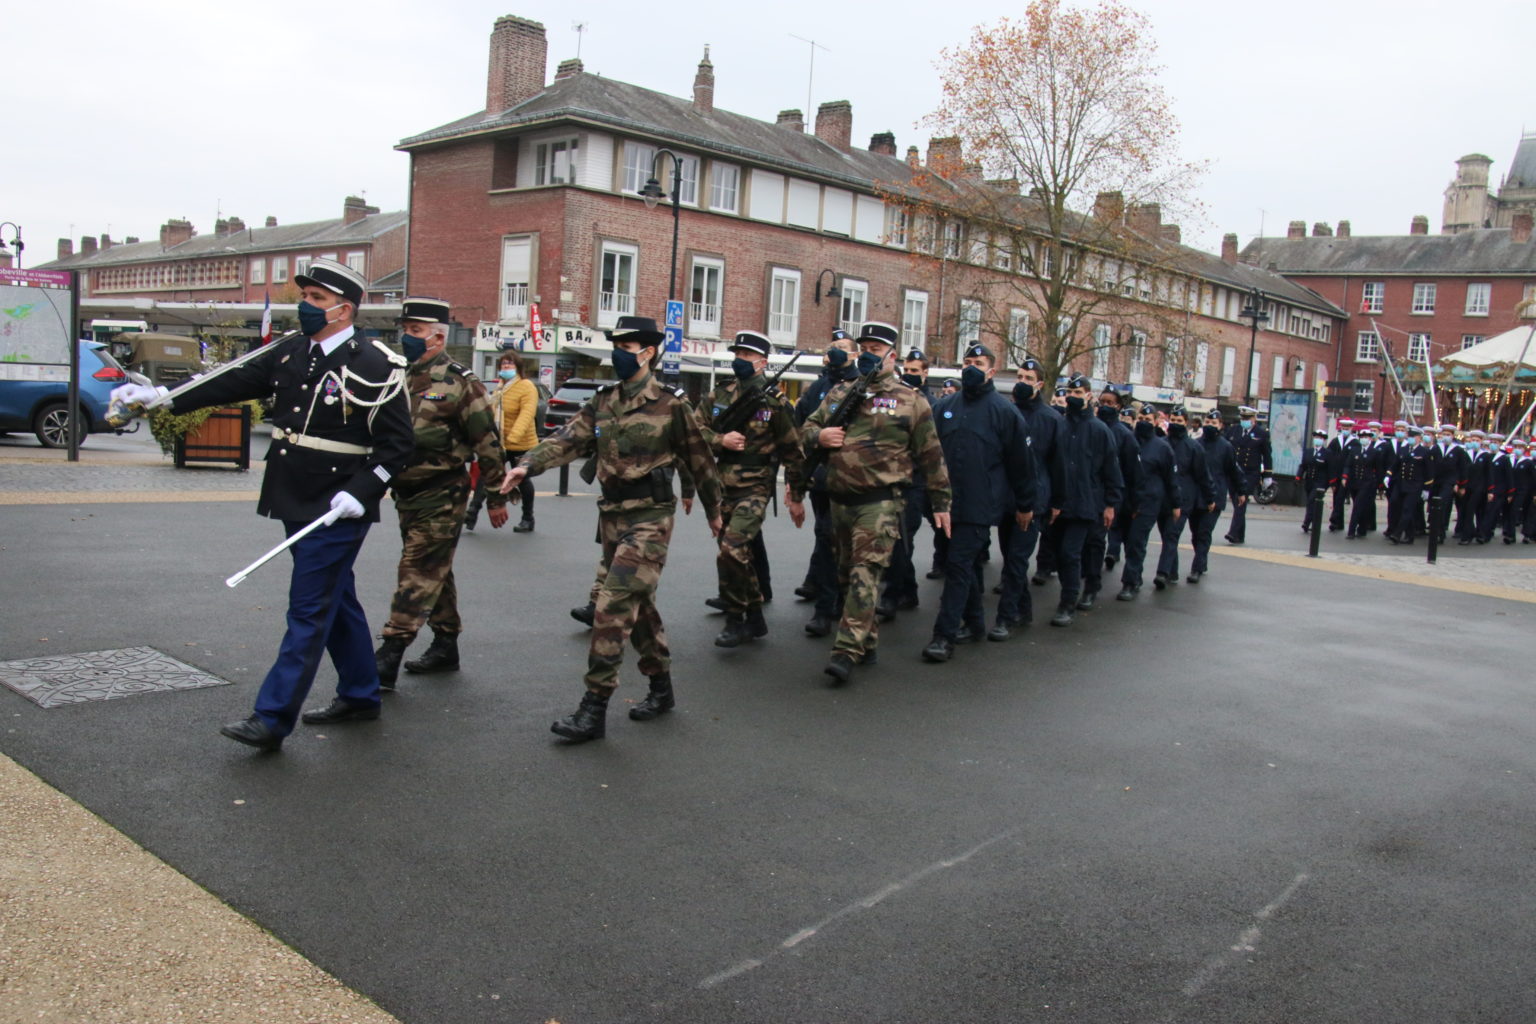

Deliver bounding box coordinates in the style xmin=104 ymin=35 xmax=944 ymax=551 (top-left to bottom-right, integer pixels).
xmin=1312 ymin=221 xmax=1332 ymax=237
xmin=1410 ymin=214 xmax=1429 ymax=235
xmin=1337 ymin=220 xmax=1351 ymax=238
xmin=215 ymin=218 xmax=230 ymax=236
xmin=926 ymin=136 xmax=962 ymax=177
xmin=692 ymin=47 xmax=713 ymax=113
xmin=227 ymin=216 xmax=246 ymax=234
xmin=987 ymin=178 xmax=1021 ymax=195
xmin=1159 ymin=224 xmax=1182 ymax=244
xmin=1512 ymin=211 xmax=1533 ymax=244
xmin=57 ymin=238 xmax=74 ymax=260
xmin=906 ymin=145 xmax=921 ymax=170
xmin=814 ymin=100 xmax=852 ymax=152
xmin=80 ymin=236 xmax=98 ymax=256
xmin=343 ymin=195 xmax=376 ymax=225
xmin=265 ymin=216 xmax=278 ymax=228
xmin=99 ymin=234 xmax=114 ymax=250
xmin=1128 ymin=202 xmax=1161 ymax=236
xmin=1287 ymin=220 xmax=1305 ymax=240
xmin=869 ymin=132 xmax=896 ymax=156
xmin=555 ymin=57 xmax=584 ymax=80
xmin=1093 ymin=191 xmax=1125 ymax=224
xmin=160 ymin=219 xmax=194 ymax=248
xmin=486 ymin=15 xmax=547 ymax=116
xmin=776 ymin=109 xmax=804 ymax=132
xmin=125 ymin=236 xmax=140 ymax=245
xmin=1221 ymin=233 xmax=1238 ymax=264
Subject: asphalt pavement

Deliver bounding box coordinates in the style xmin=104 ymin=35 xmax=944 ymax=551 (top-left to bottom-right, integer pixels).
xmin=2 ymin=441 xmax=1535 ymax=1023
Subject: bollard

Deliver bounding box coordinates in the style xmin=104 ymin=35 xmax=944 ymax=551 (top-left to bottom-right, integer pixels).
xmin=1308 ymin=489 xmax=1324 ymax=558
xmin=558 ymin=463 xmax=570 ymax=497
xmin=1426 ymin=495 xmax=1440 ymax=564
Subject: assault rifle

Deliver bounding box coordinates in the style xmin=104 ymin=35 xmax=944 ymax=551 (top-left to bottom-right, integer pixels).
xmin=800 ymin=358 xmax=882 ymax=479
xmin=710 ymin=352 xmax=802 ymax=435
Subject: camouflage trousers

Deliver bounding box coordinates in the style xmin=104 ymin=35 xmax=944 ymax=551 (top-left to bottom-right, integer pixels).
xmin=830 ymin=497 xmax=903 ymax=660
xmin=585 ymin=511 xmax=674 ymax=695
xmin=716 ymin=490 xmax=770 ymax=616
xmin=384 ymin=481 xmax=470 ymax=640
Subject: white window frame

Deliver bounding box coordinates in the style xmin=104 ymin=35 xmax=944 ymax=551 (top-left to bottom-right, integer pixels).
xmin=249 ymin=258 xmax=265 ymax=285
xmin=1293 ymin=360 xmax=1306 ymax=388
xmin=294 ymin=256 xmax=312 ymax=278
xmin=622 ymin=141 xmax=656 ymax=195
xmin=501 ymin=236 xmax=533 ymax=323
xmin=1361 ymin=281 xmax=1384 ymax=314
xmin=535 ymin=137 xmax=580 ymax=186
xmin=1195 ymin=341 xmax=1210 ymax=392
xmin=708 ymin=162 xmax=739 ymax=213
xmin=1272 ymin=354 xmax=1285 ymax=389
xmin=1163 ymin=336 xmax=1181 ymax=389
xmin=1465 ymin=282 xmax=1490 ymax=316
xmin=1462 ymin=334 xmax=1485 ymax=350
xmin=1248 ymin=351 xmax=1261 ymax=398
xmin=346 ymin=251 xmax=366 ymax=275
xmin=1091 ymin=323 xmax=1110 ymax=380
xmin=956 ymin=299 xmax=982 ymax=360
xmin=1128 ymin=331 xmax=1147 ymax=385
xmin=838 ymin=279 xmax=868 ymax=337
xmin=1407 ymin=333 xmax=1430 ymax=362
xmin=901 ymin=290 xmax=928 ymax=349
xmin=943 ymin=220 xmax=963 ymax=260
xmin=1356 ymin=330 xmax=1381 ymax=363
xmin=272 ymin=256 xmax=288 ymax=283
xmin=1219 ymin=346 xmax=1236 ymax=396
xmin=689 ymin=256 xmax=723 ymax=338
xmin=1411 ymin=282 xmax=1436 ymax=314
xmin=1403 ymin=392 xmax=1426 ymax=416
xmin=767 ymin=267 xmax=801 ymax=343
xmin=1352 ymin=380 xmax=1374 ymax=413
xmin=1006 ymin=309 xmax=1029 ymax=368
xmin=1524 ymin=284 xmax=1536 ymax=316
xmin=597 ymin=241 xmax=638 ymax=328
xmin=674 ymin=154 xmax=700 ymax=207
xmin=885 ymin=206 xmax=910 ymax=248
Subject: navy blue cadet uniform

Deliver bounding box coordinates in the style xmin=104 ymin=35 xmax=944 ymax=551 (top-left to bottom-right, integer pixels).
xmin=925 ymin=352 xmax=1035 ymax=652
xmin=1387 ymin=430 xmax=1434 ymax=543
xmin=882 ymin=353 xmax=937 ymax=614
xmin=1082 ymin=397 xmax=1139 ymax=602
xmin=159 ymin=260 xmax=412 ymax=748
xmin=1047 ymin=376 xmax=1123 ymax=621
xmin=1298 ymin=431 xmax=1328 ymax=531
xmin=1190 ymin=422 xmax=1244 ymax=579
xmin=1223 ymin=409 xmax=1271 ymax=543
xmin=1119 ymin=419 xmax=1176 ymax=595
xmin=995 ymin=374 xmax=1061 ymax=633
xmin=1157 ymin=414 xmax=1215 ymax=584
xmin=1324 ymin=421 xmax=1359 ymax=531
xmin=794 ymin=341 xmax=857 ymax=632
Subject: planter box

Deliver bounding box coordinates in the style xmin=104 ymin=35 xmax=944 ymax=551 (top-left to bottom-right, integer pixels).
xmin=174 ymin=406 xmax=251 ymax=470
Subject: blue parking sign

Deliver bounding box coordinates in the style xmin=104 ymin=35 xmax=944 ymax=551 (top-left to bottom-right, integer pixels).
xmin=662 ymin=300 xmax=684 ymax=374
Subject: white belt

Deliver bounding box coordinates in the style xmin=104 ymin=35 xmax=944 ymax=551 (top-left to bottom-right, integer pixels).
xmin=271 ymin=427 xmax=373 ymax=456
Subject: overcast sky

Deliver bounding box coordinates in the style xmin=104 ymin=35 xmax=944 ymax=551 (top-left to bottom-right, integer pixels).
xmin=9 ymin=0 xmax=1534 ymax=269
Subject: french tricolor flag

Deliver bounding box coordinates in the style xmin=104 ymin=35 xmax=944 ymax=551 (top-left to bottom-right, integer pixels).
xmin=260 ymin=291 xmax=272 ymax=343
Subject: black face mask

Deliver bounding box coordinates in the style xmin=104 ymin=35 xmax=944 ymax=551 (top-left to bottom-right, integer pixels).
xmin=1135 ymin=421 xmax=1155 ymax=441
xmin=1097 ymin=406 xmax=1119 ymax=424
xmin=826 ymin=347 xmax=848 ymax=369
xmin=1013 ymin=382 xmax=1036 ymax=405
xmin=1202 ymin=425 xmax=1220 ymax=442
xmin=961 ymin=365 xmax=987 ymax=397
xmin=900 ymin=373 xmax=924 ymax=389
xmin=1065 ymin=395 xmax=1086 ymax=413
xmin=1168 ymin=423 xmax=1187 ymax=439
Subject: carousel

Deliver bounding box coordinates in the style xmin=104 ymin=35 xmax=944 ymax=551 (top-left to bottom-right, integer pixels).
xmin=1397 ymin=321 xmax=1536 ymax=438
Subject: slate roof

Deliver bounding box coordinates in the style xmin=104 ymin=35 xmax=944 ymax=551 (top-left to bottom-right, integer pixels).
xmin=1504 ymin=134 xmax=1536 ymax=190
xmin=1238 ymin=229 xmax=1536 ymax=276
xmin=38 ymin=211 xmax=409 ymax=270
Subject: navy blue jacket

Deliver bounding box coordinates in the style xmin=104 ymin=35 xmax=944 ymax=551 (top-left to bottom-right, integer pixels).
xmin=933 ymin=383 xmax=1036 ymax=525
xmin=1050 ymin=405 xmax=1124 ymax=520
xmin=1228 ymin=424 xmax=1273 ymax=476
xmin=1167 ymin=428 xmax=1216 ymax=512
xmin=1131 ymin=432 xmax=1178 ymax=517
xmin=1098 ymin=409 xmax=1141 ymax=515
xmin=1199 ymin=430 xmax=1246 ymax=509
xmin=1013 ymin=394 xmax=1063 ymax=516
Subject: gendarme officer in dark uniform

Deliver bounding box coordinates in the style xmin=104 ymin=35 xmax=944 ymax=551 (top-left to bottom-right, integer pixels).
xmin=110 ymin=258 xmax=414 ymax=750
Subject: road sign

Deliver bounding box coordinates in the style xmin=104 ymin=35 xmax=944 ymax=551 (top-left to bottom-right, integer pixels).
xmin=662 ymin=299 xmax=684 ymax=375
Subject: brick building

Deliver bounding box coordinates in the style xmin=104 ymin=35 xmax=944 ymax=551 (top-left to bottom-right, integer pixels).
xmin=400 ymin=14 xmax=1344 ymax=412
xmin=1241 ymin=214 xmax=1536 ymax=424
xmin=38 ymin=197 xmax=408 ymax=306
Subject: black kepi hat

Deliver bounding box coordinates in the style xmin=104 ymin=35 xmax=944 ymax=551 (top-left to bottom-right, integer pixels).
xmin=856 ymin=321 xmax=899 ymax=349
xmin=399 ymin=296 xmax=451 ymax=324
xmin=295 ymin=257 xmax=367 ymax=307
xmin=729 ymin=331 xmax=771 ymax=358
xmin=606 ymin=315 xmax=665 ymax=345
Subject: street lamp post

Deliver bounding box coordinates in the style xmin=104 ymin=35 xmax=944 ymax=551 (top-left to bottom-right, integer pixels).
xmin=0 ymin=222 xmax=24 ymax=268
xmin=638 ymin=149 xmax=683 ymax=303
xmin=1239 ymin=287 xmax=1269 ymax=406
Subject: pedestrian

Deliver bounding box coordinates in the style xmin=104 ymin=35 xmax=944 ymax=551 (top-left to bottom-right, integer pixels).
xmin=1044 ymin=374 xmax=1123 ymax=626
xmin=1154 ymin=406 xmax=1214 ymax=588
xmin=993 ymin=360 xmax=1061 ymax=639
xmin=794 ymin=330 xmax=858 ymax=639
xmin=802 ymin=321 xmax=951 ymax=683
xmin=498 ymin=316 xmax=722 ymax=743
xmin=109 ymin=258 xmax=414 ymax=750
xmin=1189 ymin=411 xmax=1244 ymax=582
xmin=465 ymin=351 xmax=537 ymax=532
xmin=373 ymin=297 xmax=509 ymax=689
xmin=921 ymin=344 xmax=1034 ymax=663
xmin=701 ymin=330 xmax=807 ymax=648
xmin=1224 ymin=405 xmax=1271 ymax=544
xmin=1116 ymin=403 xmax=1177 ymax=600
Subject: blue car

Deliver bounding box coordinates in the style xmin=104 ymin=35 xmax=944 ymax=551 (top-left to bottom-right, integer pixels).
xmin=0 ymin=341 xmax=133 ymax=447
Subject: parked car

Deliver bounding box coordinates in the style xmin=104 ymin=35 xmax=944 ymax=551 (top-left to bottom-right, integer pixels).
xmin=0 ymin=341 xmax=132 ymax=448
xmin=542 ymin=377 xmax=606 ymax=434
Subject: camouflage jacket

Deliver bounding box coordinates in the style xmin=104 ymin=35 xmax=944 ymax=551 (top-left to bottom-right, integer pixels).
xmin=802 ymin=368 xmax=952 ymax=513
xmin=522 ymin=371 xmax=721 ymax=520
xmin=394 ymin=352 xmax=506 ymax=505
xmin=699 ymin=374 xmax=807 ymax=500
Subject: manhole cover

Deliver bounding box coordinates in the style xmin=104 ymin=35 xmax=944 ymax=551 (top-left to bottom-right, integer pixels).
xmin=0 ymin=646 xmax=232 ymax=709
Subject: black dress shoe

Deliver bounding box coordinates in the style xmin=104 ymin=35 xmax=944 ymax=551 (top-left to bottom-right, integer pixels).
xmin=858 ymin=648 xmax=879 ymax=666
xmin=512 ymin=517 xmax=534 ymax=533
xmin=301 ymin=699 xmax=381 ymax=725
xmin=704 ymin=596 xmax=727 ymax=611
xmin=804 ymin=614 xmax=833 ymax=638
xmin=925 ymin=567 xmax=944 ymax=580
xmin=794 ymin=583 xmax=816 ymax=600
xmin=953 ymin=625 xmax=980 ymax=644
xmin=220 ymin=715 xmax=282 ymax=751
xmin=1104 ymin=555 xmax=1118 ymax=570
xmin=823 ymin=654 xmax=854 ymax=685
xmin=1186 ymin=571 xmax=1203 ymax=584
xmin=1223 ymin=534 xmax=1237 ymax=544
xmin=1152 ymin=574 xmax=1167 ymax=591
xmin=922 ymin=637 xmax=954 ymax=662
xmin=875 ymin=603 xmax=896 ymax=623
xmin=1116 ymin=585 xmax=1138 ymax=601
xmin=896 ymin=595 xmax=920 ymax=611
xmin=1049 ymin=606 xmax=1075 ymax=627
xmin=570 ymin=602 xmax=596 ymax=627
xmin=1076 ymin=591 xmax=1097 ymax=611
xmin=1030 ymin=573 xmax=1050 ymax=586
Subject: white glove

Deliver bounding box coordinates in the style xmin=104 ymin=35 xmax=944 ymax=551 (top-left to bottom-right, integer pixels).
xmin=110 ymin=383 xmax=166 ymax=406
xmin=1262 ymin=476 xmax=1273 ymax=487
xmin=1421 ymin=489 xmax=1431 ymax=501
xmin=328 ymin=491 xmax=365 ymax=520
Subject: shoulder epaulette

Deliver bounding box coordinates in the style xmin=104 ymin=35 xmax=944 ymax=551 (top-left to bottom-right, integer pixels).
xmin=673 ymin=386 xmax=687 ymax=398
xmin=447 ymin=360 xmax=476 ymax=382
xmin=596 ymin=382 xmax=617 ymax=394
xmin=372 ymin=339 xmax=407 ymax=367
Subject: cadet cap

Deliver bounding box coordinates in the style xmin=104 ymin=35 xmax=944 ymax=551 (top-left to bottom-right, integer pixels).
xmin=399 ymin=296 xmax=451 ymax=324
xmin=729 ymin=331 xmax=772 ymax=358
xmin=1338 ymin=418 xmax=1356 ymax=427
xmin=1168 ymin=405 xmax=1188 ymax=418
xmin=1366 ymin=420 xmax=1383 ymax=430
xmin=1313 ymin=429 xmax=1327 ymax=437
xmin=295 ymin=257 xmax=367 ymax=307
xmin=856 ymin=322 xmax=900 ymax=349
xmin=831 ymin=329 xmax=850 ymax=342
xmin=963 ymin=343 xmax=995 ymax=362
xmin=1393 ymin=420 xmax=1409 ymax=429
xmin=905 ymin=348 xmax=926 ymax=362
xmin=1066 ymin=372 xmax=1092 ymax=390
xmin=1238 ymin=405 xmax=1259 ymax=416
xmin=1407 ymin=426 xmax=1423 ymax=436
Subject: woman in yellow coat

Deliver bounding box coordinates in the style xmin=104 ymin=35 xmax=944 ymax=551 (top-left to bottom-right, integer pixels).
xmin=467 ymin=353 xmax=539 ymax=531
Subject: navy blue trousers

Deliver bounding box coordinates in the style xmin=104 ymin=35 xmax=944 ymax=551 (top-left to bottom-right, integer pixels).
xmin=1188 ymin=504 xmax=1224 ymax=575
xmin=806 ymin=489 xmax=841 ymax=618
xmin=1227 ymin=471 xmax=1257 ymax=540
xmin=1119 ymin=510 xmax=1160 ymax=588
xmin=933 ymin=522 xmax=990 ymax=640
xmin=997 ymin=516 xmax=1039 ymax=624
xmin=1051 ymin=518 xmax=1092 ymax=607
xmin=1156 ymin=510 xmax=1187 ymax=578
xmin=254 ymin=517 xmax=380 ymax=737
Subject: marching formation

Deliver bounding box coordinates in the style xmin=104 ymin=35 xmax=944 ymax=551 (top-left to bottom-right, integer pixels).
xmin=102 ymin=277 xmax=1303 ymax=751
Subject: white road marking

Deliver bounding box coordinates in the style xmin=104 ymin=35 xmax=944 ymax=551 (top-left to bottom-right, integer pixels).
xmin=1181 ymin=872 xmax=1310 ymax=998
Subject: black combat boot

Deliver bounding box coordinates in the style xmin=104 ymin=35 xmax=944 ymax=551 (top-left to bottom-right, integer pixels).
xmin=571 ymin=602 xmax=596 ymax=627
xmin=745 ymin=607 xmax=768 ymax=639
xmin=628 ymin=673 xmax=675 ymax=721
xmin=513 ymin=515 xmax=534 ymax=533
xmin=804 ymin=614 xmax=833 ymax=637
xmin=552 ymin=691 xmax=608 ymax=742
xmin=1076 ymin=590 xmax=1098 ymax=611
xmin=714 ymin=615 xmax=756 ymax=648
xmin=823 ymin=653 xmax=855 ymax=685
xmin=374 ymin=635 xmax=410 ymax=690
xmin=1050 ymin=604 xmax=1076 ymax=627
xmin=404 ymin=633 xmax=459 ymax=674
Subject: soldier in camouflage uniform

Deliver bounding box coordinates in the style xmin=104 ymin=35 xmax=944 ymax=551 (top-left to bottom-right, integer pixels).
xmin=802 ymin=321 xmax=951 ymax=684
xmin=374 ymin=297 xmax=509 ymax=688
xmin=700 ymin=330 xmax=807 ymax=648
xmin=501 ymin=316 xmax=722 ymax=743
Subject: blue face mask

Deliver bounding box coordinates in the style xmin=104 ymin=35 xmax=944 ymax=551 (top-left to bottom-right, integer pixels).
xmin=298 ymin=300 xmax=334 ymax=337
xmin=498 ymin=368 xmax=517 ymax=381
xmin=961 ymin=365 xmax=987 ymax=395
xmin=401 ymin=335 xmax=427 ymax=363
xmin=612 ymin=347 xmax=643 ymax=380
xmin=1240 ymin=419 xmax=1254 ymax=430
xmin=826 ymin=347 xmax=848 ymax=368
xmin=731 ymin=357 xmax=756 ymax=380
xmin=856 ymin=351 xmax=883 ymax=375
xmin=1395 ymin=431 xmax=1406 ymax=439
